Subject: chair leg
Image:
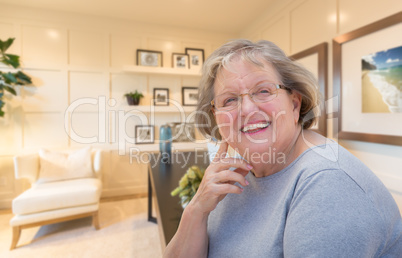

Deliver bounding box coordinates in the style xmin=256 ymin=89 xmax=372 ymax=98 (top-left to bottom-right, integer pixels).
xmin=10 ymin=226 xmax=21 ymax=250
xmin=92 ymin=211 xmax=100 ymax=230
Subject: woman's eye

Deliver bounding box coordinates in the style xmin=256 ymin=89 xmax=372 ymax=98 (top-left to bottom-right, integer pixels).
xmin=256 ymin=88 xmax=271 ymax=94
xmin=223 ymin=97 xmax=238 ymax=106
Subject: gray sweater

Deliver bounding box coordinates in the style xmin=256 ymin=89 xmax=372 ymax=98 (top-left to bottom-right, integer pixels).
xmin=207 ymin=143 xmax=402 ymax=257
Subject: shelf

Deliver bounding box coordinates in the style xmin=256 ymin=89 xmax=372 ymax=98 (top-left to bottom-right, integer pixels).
xmin=123 ymin=65 xmax=201 ymax=76
xmin=125 ymin=142 xmax=208 ymax=153
xmin=122 ymin=105 xmax=196 ymax=113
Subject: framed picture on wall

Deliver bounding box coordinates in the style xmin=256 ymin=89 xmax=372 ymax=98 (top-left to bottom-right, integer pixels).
xmin=185 ymin=48 xmax=204 ymax=71
xmin=153 ymin=88 xmax=169 ymax=106
xmin=290 ymin=42 xmax=328 ymax=137
xmin=182 ymin=87 xmax=199 ymax=106
xmin=170 ymin=122 xmax=196 ymax=142
xmin=136 ymin=49 xmax=163 ymax=67
xmin=135 ymin=125 xmax=155 ymax=144
xmin=333 ymin=11 xmax=402 ymax=146
xmin=172 ymin=53 xmax=189 ymax=68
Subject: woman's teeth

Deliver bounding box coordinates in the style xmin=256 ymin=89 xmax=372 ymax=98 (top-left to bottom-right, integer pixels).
xmin=241 ymin=122 xmax=270 ymax=133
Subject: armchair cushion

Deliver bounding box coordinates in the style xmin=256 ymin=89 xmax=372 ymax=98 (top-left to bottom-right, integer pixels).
xmin=37 ymin=147 xmax=94 ymax=184
xmin=12 ymin=178 xmax=102 ymax=215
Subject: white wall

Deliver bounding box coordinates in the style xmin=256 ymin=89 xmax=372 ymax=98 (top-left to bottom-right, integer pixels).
xmin=1 ymin=1 xmax=401 ymax=211
xmin=240 ymin=0 xmax=402 ymax=211
xmin=0 ymin=4 xmax=234 ymax=208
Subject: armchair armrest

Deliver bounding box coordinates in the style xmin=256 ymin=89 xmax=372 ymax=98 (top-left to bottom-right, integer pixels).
xmin=92 ymin=149 xmax=103 ymax=179
xmin=13 ymin=153 xmax=40 ymax=184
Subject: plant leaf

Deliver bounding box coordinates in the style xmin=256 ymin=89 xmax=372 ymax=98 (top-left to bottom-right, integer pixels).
xmin=16 ymin=71 xmax=32 ymax=84
xmin=3 ymin=85 xmax=17 ymax=95
xmin=0 ymin=97 xmax=4 ymax=117
xmin=171 ymin=187 xmax=181 ymax=196
xmin=3 ymin=54 xmax=20 ymax=68
xmin=2 ymin=72 xmax=17 ymax=84
xmin=0 ymin=38 xmax=15 ymax=53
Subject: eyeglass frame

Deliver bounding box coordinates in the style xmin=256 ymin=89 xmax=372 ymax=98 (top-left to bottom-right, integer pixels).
xmin=210 ymin=83 xmax=288 ymax=112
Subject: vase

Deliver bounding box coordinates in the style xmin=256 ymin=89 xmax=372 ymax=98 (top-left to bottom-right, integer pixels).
xmin=126 ymin=96 xmax=139 ymax=105
xmin=159 ymin=124 xmax=172 ymax=163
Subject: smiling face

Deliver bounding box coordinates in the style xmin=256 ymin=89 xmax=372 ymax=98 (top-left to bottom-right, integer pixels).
xmin=213 ymin=59 xmax=302 ymax=167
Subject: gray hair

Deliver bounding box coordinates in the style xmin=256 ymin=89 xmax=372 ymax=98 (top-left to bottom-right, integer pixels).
xmin=195 ymin=39 xmax=320 ymax=141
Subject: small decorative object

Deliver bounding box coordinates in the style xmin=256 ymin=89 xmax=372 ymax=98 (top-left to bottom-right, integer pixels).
xmin=153 ymin=88 xmax=169 ymax=106
xmin=159 ymin=124 xmax=172 ymax=163
xmin=171 ymin=165 xmax=205 ymax=208
xmin=0 ymin=38 xmax=33 ymax=117
xmin=185 ymin=48 xmax=205 ymax=71
xmin=169 ymin=122 xmax=195 ymax=142
xmin=135 ymin=125 xmax=154 ymax=144
xmin=182 ymin=87 xmax=199 ymax=106
xmin=124 ymin=90 xmax=144 ymax=105
xmin=136 ymin=49 xmax=163 ymax=67
xmin=172 ymin=53 xmax=189 ymax=69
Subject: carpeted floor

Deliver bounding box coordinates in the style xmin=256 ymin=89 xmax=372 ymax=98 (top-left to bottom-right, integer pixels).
xmin=0 ymin=197 xmax=163 ymax=258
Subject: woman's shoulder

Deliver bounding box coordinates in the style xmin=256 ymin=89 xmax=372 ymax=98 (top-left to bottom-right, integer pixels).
xmin=291 ymin=135 xmax=383 ymax=194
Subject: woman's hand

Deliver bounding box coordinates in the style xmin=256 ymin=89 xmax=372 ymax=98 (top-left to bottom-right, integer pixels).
xmin=188 ymin=141 xmax=252 ymax=214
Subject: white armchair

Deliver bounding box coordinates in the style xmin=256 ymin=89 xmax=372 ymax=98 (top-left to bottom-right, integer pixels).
xmin=10 ymin=147 xmax=103 ymax=250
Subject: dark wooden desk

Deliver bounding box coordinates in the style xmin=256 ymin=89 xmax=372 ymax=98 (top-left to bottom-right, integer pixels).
xmin=147 ymin=151 xmax=209 ymax=251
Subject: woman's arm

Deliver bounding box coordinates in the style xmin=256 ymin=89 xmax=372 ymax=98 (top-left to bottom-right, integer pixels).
xmin=164 ymin=203 xmax=209 ymax=257
xmin=163 ymin=142 xmax=251 ymax=257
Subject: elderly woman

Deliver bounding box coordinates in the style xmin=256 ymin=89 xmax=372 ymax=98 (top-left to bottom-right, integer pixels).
xmin=164 ymin=40 xmax=402 ymax=257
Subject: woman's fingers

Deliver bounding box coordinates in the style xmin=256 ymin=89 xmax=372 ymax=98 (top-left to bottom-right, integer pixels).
xmin=189 ymin=141 xmax=252 ymax=213
xmin=212 ymin=157 xmax=253 ymax=175
xmin=213 ymin=170 xmax=249 ymax=187
xmin=214 ymin=183 xmax=244 ymax=195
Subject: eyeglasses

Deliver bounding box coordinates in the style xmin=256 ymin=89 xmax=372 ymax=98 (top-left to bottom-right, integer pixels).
xmin=211 ymin=83 xmax=287 ymax=112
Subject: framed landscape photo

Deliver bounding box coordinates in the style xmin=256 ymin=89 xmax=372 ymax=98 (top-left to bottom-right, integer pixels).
xmin=182 ymin=87 xmax=199 ymax=106
xmin=153 ymin=88 xmax=169 ymax=106
xmin=333 ymin=11 xmax=402 ymax=146
xmin=185 ymin=48 xmax=204 ymax=71
xmin=172 ymin=53 xmax=189 ymax=69
xmin=135 ymin=125 xmax=155 ymax=144
xmin=290 ymin=42 xmax=328 ymax=137
xmin=136 ymin=49 xmax=163 ymax=67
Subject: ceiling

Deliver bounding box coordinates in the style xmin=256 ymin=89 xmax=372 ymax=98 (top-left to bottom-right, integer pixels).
xmin=0 ymin=0 xmax=277 ymax=34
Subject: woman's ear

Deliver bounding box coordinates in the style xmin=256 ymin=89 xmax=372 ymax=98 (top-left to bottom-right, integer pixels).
xmin=292 ymin=92 xmax=302 ymax=124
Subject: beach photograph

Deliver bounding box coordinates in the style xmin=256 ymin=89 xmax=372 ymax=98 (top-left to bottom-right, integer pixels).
xmin=361 ymin=45 xmax=402 ymax=113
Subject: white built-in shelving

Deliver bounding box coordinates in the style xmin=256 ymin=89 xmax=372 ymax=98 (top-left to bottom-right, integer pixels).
xmin=125 ymin=141 xmax=208 ymax=153
xmin=123 ymin=65 xmax=201 ymax=76
xmin=121 ymin=64 xmax=204 ymax=151
xmin=122 ymin=105 xmax=196 ymax=113
xmin=122 ymin=65 xmax=200 ymax=114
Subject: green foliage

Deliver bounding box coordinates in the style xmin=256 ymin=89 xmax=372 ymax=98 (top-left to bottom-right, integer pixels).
xmin=0 ymin=37 xmax=33 ymax=117
xmin=171 ymin=165 xmax=205 ymax=208
xmin=124 ymin=90 xmax=144 ymax=100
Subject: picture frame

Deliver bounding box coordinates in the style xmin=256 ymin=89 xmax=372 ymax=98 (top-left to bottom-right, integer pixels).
xmin=182 ymin=87 xmax=199 ymax=106
xmin=172 ymin=53 xmax=189 ymax=69
xmin=135 ymin=125 xmax=155 ymax=144
xmin=169 ymin=122 xmax=196 ymax=142
xmin=333 ymin=12 xmax=402 ymax=146
xmin=153 ymin=88 xmax=169 ymax=106
xmin=185 ymin=48 xmax=205 ymax=71
xmin=290 ymin=42 xmax=328 ymax=137
xmin=136 ymin=49 xmax=163 ymax=67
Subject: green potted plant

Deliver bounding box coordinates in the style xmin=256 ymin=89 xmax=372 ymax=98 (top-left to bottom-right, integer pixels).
xmin=0 ymin=38 xmax=32 ymax=117
xmin=171 ymin=165 xmax=205 ymax=208
xmin=124 ymin=90 xmax=144 ymax=105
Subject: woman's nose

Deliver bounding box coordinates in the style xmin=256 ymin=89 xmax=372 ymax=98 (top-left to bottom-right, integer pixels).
xmin=240 ymin=94 xmax=259 ymax=115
